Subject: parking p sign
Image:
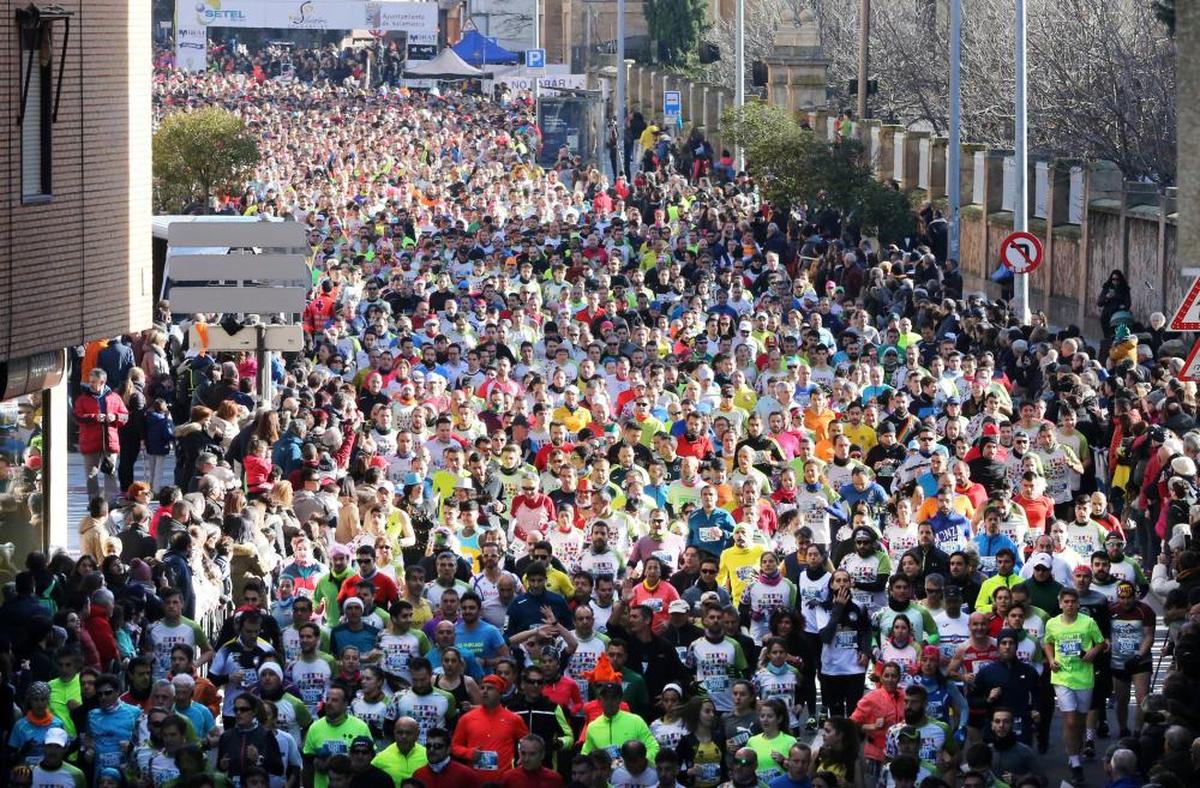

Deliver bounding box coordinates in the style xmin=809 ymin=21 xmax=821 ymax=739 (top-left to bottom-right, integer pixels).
xmin=663 ymin=90 xmax=681 ymax=123
xmin=526 ymin=48 xmax=545 ymax=69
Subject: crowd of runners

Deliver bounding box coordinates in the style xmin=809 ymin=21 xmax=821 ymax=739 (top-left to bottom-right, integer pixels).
xmin=0 ymin=41 xmax=1198 ymax=788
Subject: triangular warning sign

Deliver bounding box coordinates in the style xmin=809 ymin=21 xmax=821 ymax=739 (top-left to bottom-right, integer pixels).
xmin=1181 ymin=339 xmax=1200 ymax=382
xmin=1170 ymin=276 xmax=1200 ymax=331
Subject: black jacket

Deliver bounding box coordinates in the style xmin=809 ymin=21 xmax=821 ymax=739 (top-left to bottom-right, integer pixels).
xmin=903 ymin=545 xmax=951 ymax=583
xmin=217 ymin=721 xmax=284 ymax=778
xmin=971 ymin=657 xmax=1040 ymax=741
xmin=608 ymin=626 xmax=692 ymax=699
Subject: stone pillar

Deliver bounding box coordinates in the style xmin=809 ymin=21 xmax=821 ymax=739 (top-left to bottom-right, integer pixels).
xmin=892 ymin=129 xmax=908 ymax=186
xmin=961 ymin=143 xmax=987 ymax=205
xmin=928 ymin=137 xmax=948 ymax=199
xmin=864 ymin=119 xmax=883 ymax=176
xmin=1033 ymin=160 xmax=1052 ymax=220
xmin=878 ymin=124 xmax=902 ymax=182
xmin=904 ymin=131 xmax=928 ymax=191
xmin=763 ymin=8 xmax=830 ymax=113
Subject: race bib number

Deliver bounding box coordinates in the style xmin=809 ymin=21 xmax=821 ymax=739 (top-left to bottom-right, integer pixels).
xmin=852 ymin=589 xmax=873 ymax=609
xmin=1059 ymin=637 xmax=1082 ymax=658
xmin=979 ymin=555 xmax=997 ymax=575
xmin=704 ymin=675 xmax=730 ymax=695
xmin=1115 ymin=631 xmax=1140 ymax=656
xmin=835 ymin=629 xmax=857 ymax=650
xmin=474 ymin=750 xmax=500 ymax=770
xmin=697 ymin=763 xmax=722 ymax=783
xmin=322 ymin=741 xmax=349 ymax=757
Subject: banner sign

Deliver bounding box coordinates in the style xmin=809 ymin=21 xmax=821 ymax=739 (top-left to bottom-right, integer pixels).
xmin=176 ymin=1 xmax=439 ymax=71
xmin=175 ymin=24 xmax=208 ymax=72
xmin=493 ymin=73 xmax=587 ymax=93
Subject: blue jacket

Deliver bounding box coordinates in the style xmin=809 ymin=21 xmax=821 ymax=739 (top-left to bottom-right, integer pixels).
xmin=163 ymin=548 xmax=195 ymax=619
xmin=97 ymin=342 xmax=136 ymax=390
xmin=687 ymin=507 xmax=736 ymax=556
xmin=972 ymin=533 xmax=1023 ymax=571
xmin=144 ymin=410 xmax=175 ymax=456
xmin=272 ymin=431 xmax=305 ymax=476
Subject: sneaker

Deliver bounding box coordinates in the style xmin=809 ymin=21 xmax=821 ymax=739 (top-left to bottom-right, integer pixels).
xmin=1071 ymin=766 xmax=1086 ymax=787
xmin=1097 ymin=721 xmax=1110 ymax=738
xmin=805 ymin=717 xmax=818 ymax=732
xmin=1083 ymin=739 xmax=1096 ymax=759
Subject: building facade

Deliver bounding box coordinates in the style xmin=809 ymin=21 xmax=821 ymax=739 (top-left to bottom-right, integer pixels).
xmin=0 ymin=0 xmax=153 ymax=556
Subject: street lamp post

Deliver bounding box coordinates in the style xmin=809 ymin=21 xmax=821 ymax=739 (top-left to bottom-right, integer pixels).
xmin=616 ymin=0 xmax=625 ymax=174
xmin=1013 ymin=0 xmax=1029 ymax=323
xmin=735 ymin=0 xmax=745 ymax=170
xmin=948 ymin=0 xmax=961 ymax=263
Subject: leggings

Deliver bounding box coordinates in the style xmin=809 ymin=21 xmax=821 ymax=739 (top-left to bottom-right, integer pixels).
xmin=797 ymin=632 xmax=821 ymax=717
xmin=819 ymin=672 xmax=866 ymax=719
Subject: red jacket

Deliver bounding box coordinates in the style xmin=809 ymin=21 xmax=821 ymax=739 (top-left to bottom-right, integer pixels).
xmin=73 ymin=386 xmax=129 ymax=455
xmin=85 ymin=604 xmax=119 ymax=668
xmin=244 ymin=454 xmax=274 ymax=494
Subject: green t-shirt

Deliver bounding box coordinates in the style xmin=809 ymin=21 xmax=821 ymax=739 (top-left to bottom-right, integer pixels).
xmin=48 ymin=675 xmax=81 ymax=736
xmin=746 ymin=731 xmax=797 ymax=783
xmin=303 ymin=715 xmax=372 ymax=788
xmin=1045 ymin=614 xmax=1104 ymax=689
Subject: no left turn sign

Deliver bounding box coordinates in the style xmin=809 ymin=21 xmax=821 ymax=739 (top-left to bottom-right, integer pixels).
xmin=999 ymin=231 xmax=1044 ymax=275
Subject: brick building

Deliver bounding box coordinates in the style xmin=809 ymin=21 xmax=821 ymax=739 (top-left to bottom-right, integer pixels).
xmin=0 ymin=1 xmax=152 ymax=554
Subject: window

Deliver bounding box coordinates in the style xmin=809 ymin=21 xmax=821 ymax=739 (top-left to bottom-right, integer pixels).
xmin=19 ymin=20 xmax=52 ymax=200
xmin=17 ymin=5 xmax=73 ymax=202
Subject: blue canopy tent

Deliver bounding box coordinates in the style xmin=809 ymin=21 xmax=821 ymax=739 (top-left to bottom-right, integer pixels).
xmin=452 ymin=30 xmax=519 ymax=67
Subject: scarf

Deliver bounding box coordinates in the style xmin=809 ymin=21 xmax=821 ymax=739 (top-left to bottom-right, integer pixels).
xmin=642 ymin=578 xmax=660 ymax=592
xmin=805 ymin=565 xmax=828 ymax=582
xmin=765 ymin=661 xmax=791 ymax=677
xmin=888 ymin=598 xmax=909 ymax=612
xmin=26 ymin=710 xmax=53 ymax=727
xmin=758 ymin=569 xmax=784 ymax=587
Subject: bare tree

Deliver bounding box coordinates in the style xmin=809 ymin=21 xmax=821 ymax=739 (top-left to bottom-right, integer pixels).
xmin=705 ymin=0 xmax=784 ymax=91
xmin=703 ymin=0 xmax=1176 ymax=182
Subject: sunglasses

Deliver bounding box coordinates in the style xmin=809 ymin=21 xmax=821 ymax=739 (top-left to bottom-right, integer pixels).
xmin=235 ymin=705 xmax=254 ymax=713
